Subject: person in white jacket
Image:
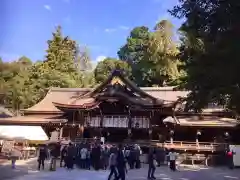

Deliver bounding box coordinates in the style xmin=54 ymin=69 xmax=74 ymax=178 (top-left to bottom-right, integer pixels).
xmin=167 ymin=148 xmax=178 ymax=171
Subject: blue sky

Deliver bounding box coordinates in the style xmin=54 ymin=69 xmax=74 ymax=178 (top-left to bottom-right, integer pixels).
xmin=0 ymin=0 xmax=182 ymax=63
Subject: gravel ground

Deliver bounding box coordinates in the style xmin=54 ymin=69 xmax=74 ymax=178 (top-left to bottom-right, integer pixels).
xmin=2 ymin=163 xmax=240 ymax=180
xmin=0 ymin=158 xmax=45 ymax=180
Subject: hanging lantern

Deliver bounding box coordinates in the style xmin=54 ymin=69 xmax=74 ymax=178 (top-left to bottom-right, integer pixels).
xmin=170 ymin=130 xmax=174 ymax=136
xmin=149 ymin=129 xmax=152 ymax=134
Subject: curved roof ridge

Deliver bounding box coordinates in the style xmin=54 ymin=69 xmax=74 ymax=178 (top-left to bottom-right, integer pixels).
xmin=22 ymin=88 xmax=59 ymax=114
xmin=22 ymin=87 xmax=90 ymax=114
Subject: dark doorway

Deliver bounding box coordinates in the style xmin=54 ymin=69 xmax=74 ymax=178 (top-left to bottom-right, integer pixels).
xmin=83 ymin=128 xmax=90 ymax=138
xmin=131 ymin=129 xmax=149 ymax=141
xmin=105 ymin=128 xmax=128 ymax=143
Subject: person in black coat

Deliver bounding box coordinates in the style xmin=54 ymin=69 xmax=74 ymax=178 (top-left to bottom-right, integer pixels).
xmin=148 ymin=147 xmax=156 ymax=180
xmin=116 ymin=144 xmax=126 ymax=180
xmin=49 ymin=144 xmax=59 ymax=171
xmin=38 ymin=145 xmax=47 ymax=170
xmin=60 ymin=146 xmax=67 ymax=167
xmin=92 ymin=144 xmax=101 ymax=170
xmin=66 ymin=143 xmax=76 ymax=170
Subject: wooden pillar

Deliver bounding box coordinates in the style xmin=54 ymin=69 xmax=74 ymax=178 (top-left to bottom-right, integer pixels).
xmin=149 ymin=111 xmax=153 ymax=140
xmin=77 ymin=111 xmax=85 ymax=138
xmin=59 ymin=125 xmax=63 ymax=140
xmin=127 ymin=108 xmax=132 ymax=141
xmin=99 ymin=109 xmax=104 ymax=137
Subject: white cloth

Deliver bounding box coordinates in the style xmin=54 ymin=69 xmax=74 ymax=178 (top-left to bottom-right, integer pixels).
xmin=125 ymin=150 xmax=130 ymax=157
xmin=168 ymin=152 xmax=177 ymax=161
xmin=80 ymin=148 xmax=88 ymax=159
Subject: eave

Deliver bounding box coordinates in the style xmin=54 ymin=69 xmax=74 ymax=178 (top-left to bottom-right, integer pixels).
xmin=52 ymin=101 xmax=100 ymax=111
xmin=0 ymin=115 xmax=67 ymax=126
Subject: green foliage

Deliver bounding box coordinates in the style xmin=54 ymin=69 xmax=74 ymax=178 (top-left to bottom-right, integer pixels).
xmin=118 ymin=21 xmax=183 ymax=87
xmin=44 ymin=26 xmax=78 ymax=73
xmin=118 ymin=26 xmax=152 ymax=86
xmin=170 ymin=0 xmax=240 ymax=112
xmin=94 ymin=57 xmax=132 ymax=83
xmin=0 ymin=26 xmax=96 ymax=111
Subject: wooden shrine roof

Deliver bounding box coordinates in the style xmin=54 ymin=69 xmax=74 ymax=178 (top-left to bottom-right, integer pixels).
xmin=23 ymin=88 xmax=91 ymax=114
xmin=0 ymin=106 xmax=14 ymax=118
xmin=0 ymin=114 xmax=67 ymax=125
xmin=23 ymin=87 xmax=187 ymax=114
xmin=23 ymin=70 xmax=189 ymax=114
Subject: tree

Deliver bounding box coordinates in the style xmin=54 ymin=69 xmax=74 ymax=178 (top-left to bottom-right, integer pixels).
xmin=94 ymin=57 xmax=131 ymax=83
xmin=42 ymin=26 xmax=78 ymax=74
xmin=147 ymin=20 xmax=182 ymax=86
xmin=21 ymin=26 xmax=85 ymax=107
xmin=0 ymin=56 xmax=32 ymax=110
xmin=118 ymin=22 xmax=182 ymax=87
xmin=1 ymin=26 xmax=96 ymax=110
xmin=75 ymin=45 xmax=96 ymax=87
xmin=118 ymin=26 xmax=152 ymax=86
xmin=170 ymin=0 xmax=240 ymax=112
xmin=76 ymin=45 xmax=93 ymax=72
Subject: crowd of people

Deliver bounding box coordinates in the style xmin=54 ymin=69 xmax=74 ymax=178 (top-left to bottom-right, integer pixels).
xmin=37 ymin=141 xmax=178 ymax=180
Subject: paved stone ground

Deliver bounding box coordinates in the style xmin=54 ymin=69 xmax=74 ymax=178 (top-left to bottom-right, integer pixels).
xmin=2 ymin=163 xmax=240 ymax=180
xmin=0 ymin=158 xmax=40 ymax=180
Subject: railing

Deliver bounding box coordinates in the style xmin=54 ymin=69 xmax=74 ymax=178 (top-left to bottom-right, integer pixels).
xmin=74 ymin=137 xmax=100 ymax=144
xmin=127 ymin=140 xmax=227 ymax=152
xmin=72 ymin=137 xmax=227 ymax=152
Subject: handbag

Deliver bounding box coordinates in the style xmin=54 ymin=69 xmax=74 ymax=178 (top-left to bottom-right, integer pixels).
xmin=153 ymin=159 xmax=158 ymax=167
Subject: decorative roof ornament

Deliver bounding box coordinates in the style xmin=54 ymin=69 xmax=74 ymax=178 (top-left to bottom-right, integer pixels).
xmin=110 ymin=77 xmax=124 ymax=86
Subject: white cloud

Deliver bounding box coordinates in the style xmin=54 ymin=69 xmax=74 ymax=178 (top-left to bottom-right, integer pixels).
xmin=104 ymin=28 xmax=116 ymax=33
xmin=44 ymin=5 xmax=51 ymax=11
xmin=95 ymin=55 xmax=106 ymax=62
xmin=91 ymin=55 xmax=107 ymax=69
xmin=119 ymin=26 xmax=129 ymax=30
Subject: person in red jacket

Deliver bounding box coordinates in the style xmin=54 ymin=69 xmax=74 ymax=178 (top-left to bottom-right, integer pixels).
xmin=226 ymin=149 xmax=235 ymax=169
